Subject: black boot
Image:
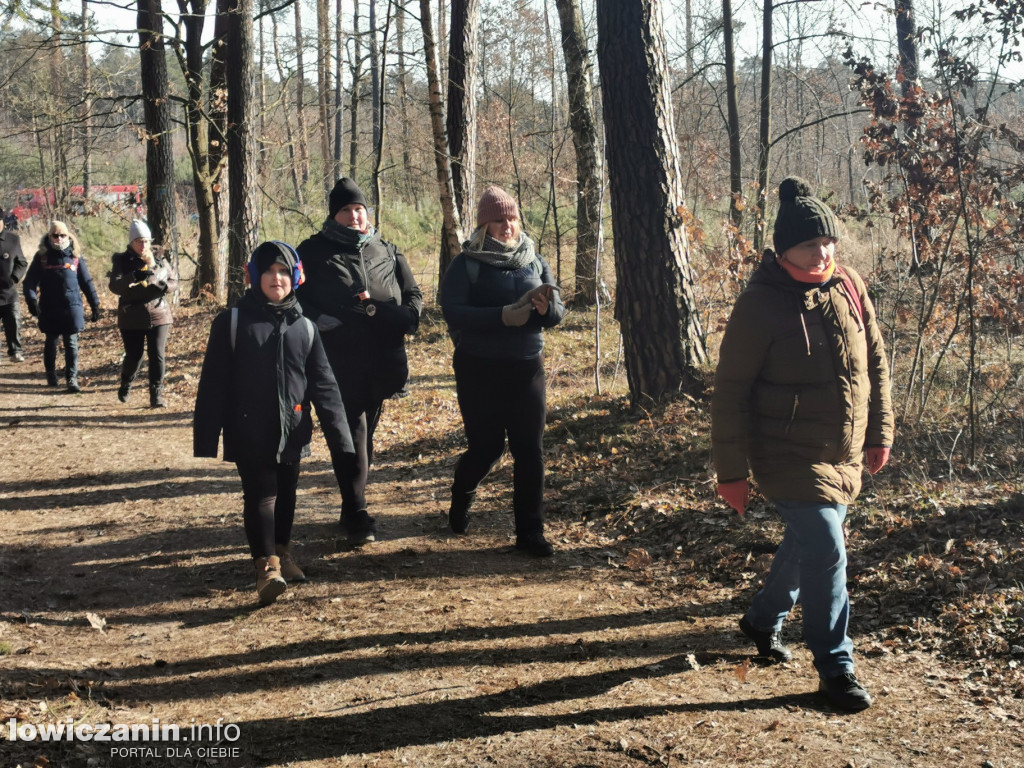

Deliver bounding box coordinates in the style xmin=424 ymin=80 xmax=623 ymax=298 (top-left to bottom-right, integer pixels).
xmin=515 ymin=531 xmax=554 ymax=557
xmin=118 ymin=381 xmax=131 ymax=402
xmin=448 ymin=488 xmax=475 ymax=534
xmin=150 ymin=384 xmax=166 ymax=408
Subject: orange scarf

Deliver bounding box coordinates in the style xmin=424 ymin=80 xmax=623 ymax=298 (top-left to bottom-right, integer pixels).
xmin=778 ymin=257 xmax=836 ymax=285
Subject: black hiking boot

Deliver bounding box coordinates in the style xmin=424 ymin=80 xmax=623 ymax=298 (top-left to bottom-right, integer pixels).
xmin=819 ymin=672 xmax=872 ymax=712
xmin=340 ymin=509 xmax=377 ymax=546
xmin=739 ymin=616 xmax=791 ymax=663
xmin=150 ymin=384 xmax=166 ymax=408
xmin=514 ymin=532 xmax=554 ymax=557
xmin=448 ymin=489 xmax=475 ymax=534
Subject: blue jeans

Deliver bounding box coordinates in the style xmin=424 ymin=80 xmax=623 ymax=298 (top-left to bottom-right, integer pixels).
xmin=44 ymin=332 xmax=79 ymax=384
xmin=744 ymin=500 xmax=854 ymax=677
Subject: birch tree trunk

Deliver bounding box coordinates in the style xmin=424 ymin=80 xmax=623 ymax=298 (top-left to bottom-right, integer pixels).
xmin=419 ymin=0 xmax=463 ymax=285
xmin=596 ymin=0 xmax=707 ymax=404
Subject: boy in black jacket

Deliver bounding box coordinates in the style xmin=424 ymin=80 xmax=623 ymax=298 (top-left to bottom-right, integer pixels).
xmin=194 ymin=241 xmax=355 ymax=605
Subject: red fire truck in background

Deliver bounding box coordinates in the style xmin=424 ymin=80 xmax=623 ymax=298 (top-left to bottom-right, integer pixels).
xmin=8 ymin=184 xmax=144 ymax=223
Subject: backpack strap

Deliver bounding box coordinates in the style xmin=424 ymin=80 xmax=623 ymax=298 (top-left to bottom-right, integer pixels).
xmin=836 ymin=268 xmax=864 ymax=330
xmin=230 ymin=307 xmax=238 ymax=351
xmin=299 ymin=316 xmax=315 ymax=357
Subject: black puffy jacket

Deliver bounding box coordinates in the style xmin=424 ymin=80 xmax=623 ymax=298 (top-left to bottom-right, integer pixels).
xmin=0 ymin=229 xmax=27 ymax=306
xmin=193 ymin=291 xmax=355 ymax=464
xmin=296 ymin=230 xmax=422 ymax=400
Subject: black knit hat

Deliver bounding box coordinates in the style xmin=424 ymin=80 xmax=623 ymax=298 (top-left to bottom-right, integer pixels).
xmin=328 ymin=177 xmax=368 ymax=218
xmin=772 ymin=177 xmax=840 ymax=256
xmin=249 ymin=241 xmax=299 ymax=286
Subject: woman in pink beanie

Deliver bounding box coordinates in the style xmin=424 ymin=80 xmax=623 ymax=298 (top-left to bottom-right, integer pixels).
xmin=440 ymin=186 xmax=564 ymax=556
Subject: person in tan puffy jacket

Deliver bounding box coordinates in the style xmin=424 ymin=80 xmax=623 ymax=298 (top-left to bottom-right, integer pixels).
xmin=711 ymin=177 xmax=894 ymax=713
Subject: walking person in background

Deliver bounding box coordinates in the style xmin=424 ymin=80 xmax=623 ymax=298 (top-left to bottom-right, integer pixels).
xmin=296 ymin=178 xmax=422 ymax=546
xmin=440 ymin=186 xmax=565 ymax=557
xmin=711 ymin=177 xmax=894 ymax=712
xmin=108 ymin=220 xmax=178 ymax=407
xmin=193 ymin=241 xmax=355 ymax=606
xmin=22 ymin=220 xmax=100 ymax=393
xmin=0 ymin=207 xmax=28 ymax=364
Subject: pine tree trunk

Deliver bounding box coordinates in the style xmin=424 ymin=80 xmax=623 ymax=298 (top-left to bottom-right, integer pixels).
xmin=348 ymin=0 xmax=362 ymax=179
xmin=442 ymin=0 xmax=478 ymax=277
xmin=225 ymin=0 xmax=259 ymax=301
xmin=272 ymin=12 xmax=305 ymax=207
xmin=555 ymin=0 xmax=600 ymax=305
xmin=595 ymin=0 xmax=707 ymax=404
xmin=722 ymin=0 xmax=742 ymax=229
xmin=318 ymin=0 xmax=332 ymax=195
xmin=294 ymin=0 xmax=311 ymax=184
xmin=753 ymin=0 xmax=773 ymax=253
xmin=179 ymin=0 xmax=227 ymax=301
xmin=81 ymin=0 xmax=92 ymax=202
xmin=137 ymin=0 xmax=180 ymax=251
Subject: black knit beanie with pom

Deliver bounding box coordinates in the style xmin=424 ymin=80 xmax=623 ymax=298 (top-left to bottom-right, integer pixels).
xmin=772 ymin=176 xmax=840 ymax=256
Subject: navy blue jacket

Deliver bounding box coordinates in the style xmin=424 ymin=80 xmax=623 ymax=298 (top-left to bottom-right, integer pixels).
xmin=193 ymin=291 xmax=355 ymax=464
xmin=23 ymin=240 xmax=100 ymax=335
xmin=441 ymin=251 xmax=564 ymax=360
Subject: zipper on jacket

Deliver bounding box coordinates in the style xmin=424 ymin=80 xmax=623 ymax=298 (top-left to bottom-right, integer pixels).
xmin=786 ymin=393 xmax=800 ymax=435
xmin=799 ymin=312 xmax=811 ymax=355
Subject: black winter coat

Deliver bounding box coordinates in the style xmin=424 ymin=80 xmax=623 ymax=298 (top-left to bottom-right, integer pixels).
xmin=296 ymin=230 xmax=422 ymax=399
xmin=0 ymin=229 xmax=27 ymax=306
xmin=441 ymin=250 xmax=564 ymax=360
xmin=193 ymin=291 xmax=356 ymax=464
xmin=108 ymin=247 xmax=178 ymax=329
xmin=23 ymin=240 xmax=100 ymax=335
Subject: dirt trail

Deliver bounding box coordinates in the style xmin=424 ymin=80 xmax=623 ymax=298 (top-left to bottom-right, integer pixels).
xmin=2 ymin=313 xmax=1023 ymax=768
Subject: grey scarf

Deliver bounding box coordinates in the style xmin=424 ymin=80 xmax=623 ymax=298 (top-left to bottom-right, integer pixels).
xmin=464 ymin=232 xmax=536 ymax=270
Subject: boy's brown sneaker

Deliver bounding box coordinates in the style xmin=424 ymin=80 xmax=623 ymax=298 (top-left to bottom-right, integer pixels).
xmin=254 ymin=555 xmax=287 ymax=605
xmin=275 ymin=544 xmax=306 ymax=582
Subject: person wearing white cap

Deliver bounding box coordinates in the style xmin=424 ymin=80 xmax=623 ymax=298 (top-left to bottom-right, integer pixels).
xmin=108 ymin=219 xmax=178 ymax=407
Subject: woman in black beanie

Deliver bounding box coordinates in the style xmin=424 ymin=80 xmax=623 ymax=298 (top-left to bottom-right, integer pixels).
xmin=712 ymin=177 xmax=894 ymax=711
xmin=296 ymin=178 xmax=422 ymax=545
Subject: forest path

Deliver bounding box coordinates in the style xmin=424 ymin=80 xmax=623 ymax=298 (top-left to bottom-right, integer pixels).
xmin=1 ymin=313 xmax=1022 ymax=768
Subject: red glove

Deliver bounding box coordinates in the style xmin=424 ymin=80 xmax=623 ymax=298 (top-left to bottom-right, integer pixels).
xmin=717 ymin=479 xmax=749 ymax=516
xmin=866 ymin=446 xmax=891 ymax=475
